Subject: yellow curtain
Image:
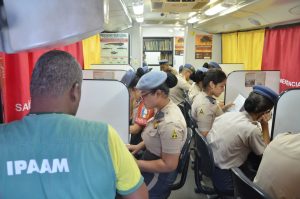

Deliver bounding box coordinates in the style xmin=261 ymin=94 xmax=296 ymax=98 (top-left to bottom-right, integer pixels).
xmin=82 ymin=34 xmax=101 ymax=69
xmin=222 ymin=32 xmax=238 ymax=63
xmin=237 ymin=29 xmax=265 ymax=70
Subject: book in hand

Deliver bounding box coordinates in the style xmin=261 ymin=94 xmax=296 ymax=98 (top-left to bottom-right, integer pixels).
xmin=227 ymin=94 xmax=246 ymax=112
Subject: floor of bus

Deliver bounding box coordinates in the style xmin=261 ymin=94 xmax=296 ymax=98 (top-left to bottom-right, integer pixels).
xmin=169 ymin=161 xmax=207 ymax=199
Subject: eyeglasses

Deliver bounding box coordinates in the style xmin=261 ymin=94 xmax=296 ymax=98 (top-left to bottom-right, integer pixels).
xmin=140 ymin=91 xmax=152 ymax=99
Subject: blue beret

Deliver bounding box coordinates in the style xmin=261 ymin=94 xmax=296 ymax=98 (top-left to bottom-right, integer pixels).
xmin=208 ymin=61 xmax=221 ymax=69
xmin=136 ymin=71 xmax=167 ymax=90
xmin=183 ymin=63 xmax=195 ymax=73
xmin=159 ymin=59 xmax=168 ymax=65
xmin=253 ymin=85 xmax=278 ymax=104
xmin=120 ymin=70 xmax=135 ymax=87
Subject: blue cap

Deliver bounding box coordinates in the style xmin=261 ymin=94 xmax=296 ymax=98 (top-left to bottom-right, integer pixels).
xmin=159 ymin=59 xmax=168 ymax=65
xmin=183 ymin=63 xmax=195 ymax=73
xmin=253 ymin=85 xmax=278 ymax=104
xmin=208 ymin=61 xmax=221 ymax=69
xmin=121 ymin=70 xmax=135 ymax=87
xmin=136 ymin=71 xmax=167 ymax=90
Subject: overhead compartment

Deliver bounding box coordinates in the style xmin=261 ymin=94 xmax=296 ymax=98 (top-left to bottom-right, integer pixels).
xmin=193 ymin=0 xmax=300 ymax=33
xmin=103 ymin=0 xmax=132 ymax=32
xmin=0 ymin=0 xmax=105 ymax=53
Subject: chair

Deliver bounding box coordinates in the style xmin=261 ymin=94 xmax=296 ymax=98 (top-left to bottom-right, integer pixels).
xmin=170 ymin=128 xmax=193 ymax=190
xmin=193 ymin=131 xmax=216 ymax=195
xmin=231 ymin=167 xmax=272 ymax=199
xmin=193 ymin=132 xmax=234 ymax=198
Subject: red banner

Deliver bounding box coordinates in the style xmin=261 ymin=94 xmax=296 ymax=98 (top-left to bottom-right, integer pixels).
xmin=262 ymin=26 xmax=300 ymax=91
xmin=0 ymin=42 xmax=83 ymax=123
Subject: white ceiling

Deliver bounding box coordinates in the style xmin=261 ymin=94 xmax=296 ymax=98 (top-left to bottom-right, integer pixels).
xmin=106 ymin=0 xmax=300 ymax=33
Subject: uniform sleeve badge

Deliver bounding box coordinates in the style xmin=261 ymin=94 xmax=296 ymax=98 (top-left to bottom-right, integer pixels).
xmin=153 ymin=120 xmax=159 ymax=129
xmin=199 ymin=108 xmax=204 ymax=114
xmin=171 ymin=130 xmax=178 ymax=139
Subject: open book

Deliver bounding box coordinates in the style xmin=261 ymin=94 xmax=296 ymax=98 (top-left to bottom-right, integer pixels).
xmin=227 ymin=94 xmax=246 ymax=112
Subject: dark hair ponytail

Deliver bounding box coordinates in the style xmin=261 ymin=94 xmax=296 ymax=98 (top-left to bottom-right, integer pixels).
xmin=165 ymin=72 xmax=177 ymax=88
xmin=190 ymin=70 xmax=205 ymax=83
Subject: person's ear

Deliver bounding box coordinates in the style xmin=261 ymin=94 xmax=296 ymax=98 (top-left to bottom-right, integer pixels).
xmin=209 ymin=81 xmax=215 ymax=89
xmin=70 ymin=82 xmax=81 ymax=103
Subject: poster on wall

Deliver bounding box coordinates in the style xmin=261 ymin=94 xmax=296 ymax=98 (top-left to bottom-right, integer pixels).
xmin=100 ymin=33 xmax=129 ymax=64
xmin=174 ymin=36 xmax=184 ymax=56
xmin=245 ymin=72 xmax=266 ymax=87
xmin=195 ymin=34 xmax=212 ymax=59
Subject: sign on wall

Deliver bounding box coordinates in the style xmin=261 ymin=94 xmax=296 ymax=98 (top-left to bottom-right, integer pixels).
xmin=195 ymin=34 xmax=212 ymax=59
xmin=174 ymin=36 xmax=184 ymax=56
xmin=100 ymin=33 xmax=129 ymax=64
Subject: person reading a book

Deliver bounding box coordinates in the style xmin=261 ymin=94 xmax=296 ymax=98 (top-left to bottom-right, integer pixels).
xmin=206 ymin=85 xmax=278 ymax=194
xmin=191 ymin=69 xmax=233 ymax=136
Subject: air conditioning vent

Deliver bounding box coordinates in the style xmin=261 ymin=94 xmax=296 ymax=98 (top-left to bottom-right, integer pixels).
xmin=151 ymin=0 xmax=209 ymax=12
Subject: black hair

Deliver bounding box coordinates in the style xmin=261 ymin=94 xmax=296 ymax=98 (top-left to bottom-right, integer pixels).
xmin=190 ymin=70 xmax=205 ymax=83
xmin=128 ymin=76 xmax=139 ymax=88
xmin=152 ymin=72 xmax=177 ymax=95
xmin=179 ymin=65 xmax=183 ymax=73
xmin=31 ymin=50 xmax=82 ymax=97
xmin=244 ymin=92 xmax=274 ymax=114
xmin=128 ymin=67 xmax=148 ymax=88
xmin=202 ymin=69 xmax=227 ymax=89
xmin=203 ymin=62 xmax=209 ymax=69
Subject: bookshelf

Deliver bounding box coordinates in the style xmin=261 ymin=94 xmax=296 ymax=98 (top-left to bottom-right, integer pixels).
xmin=143 ymin=37 xmax=173 ymax=66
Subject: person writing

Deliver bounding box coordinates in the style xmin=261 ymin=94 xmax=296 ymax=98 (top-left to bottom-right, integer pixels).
xmin=121 ymin=68 xmax=155 ymax=145
xmin=127 ymin=71 xmax=187 ymax=199
xmin=0 ymin=50 xmax=148 ymax=199
xmin=207 ymin=85 xmax=278 ymax=194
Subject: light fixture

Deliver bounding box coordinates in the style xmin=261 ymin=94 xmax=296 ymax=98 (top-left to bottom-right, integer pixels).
xmin=187 ymin=16 xmax=199 ymax=24
xmin=103 ymin=0 xmax=109 ymax=24
xmin=132 ymin=1 xmax=144 ymax=15
xmin=204 ymin=3 xmax=228 ymax=16
xmin=136 ymin=16 xmax=144 ymax=23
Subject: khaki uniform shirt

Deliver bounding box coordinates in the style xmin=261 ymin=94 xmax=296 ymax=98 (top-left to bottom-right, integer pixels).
xmin=207 ymin=111 xmax=266 ymax=169
xmin=188 ymin=83 xmax=201 ymax=103
xmin=191 ymin=92 xmax=223 ymax=132
xmin=254 ymin=132 xmax=300 ymax=199
xmin=169 ymin=74 xmax=191 ymax=105
xmin=142 ymin=101 xmax=187 ymax=157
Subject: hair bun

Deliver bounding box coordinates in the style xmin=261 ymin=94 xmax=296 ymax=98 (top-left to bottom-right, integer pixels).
xmin=165 ymin=72 xmax=178 ymax=88
xmin=203 ymin=62 xmax=209 ymax=69
xmin=244 ymin=97 xmax=256 ymax=112
xmin=136 ymin=67 xmax=145 ymax=78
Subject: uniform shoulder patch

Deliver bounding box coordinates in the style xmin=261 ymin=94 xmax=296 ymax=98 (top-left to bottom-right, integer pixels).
xmin=171 ymin=129 xmax=178 ymax=139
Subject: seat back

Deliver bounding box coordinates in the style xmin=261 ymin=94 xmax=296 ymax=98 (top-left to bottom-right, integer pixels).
xmin=193 ymin=131 xmax=216 ymax=195
xmin=170 ymin=128 xmax=192 ymax=190
xmin=188 ymin=109 xmax=197 ymax=131
xmin=195 ymin=132 xmax=215 ymax=177
xmin=231 ymin=167 xmax=272 ymax=199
